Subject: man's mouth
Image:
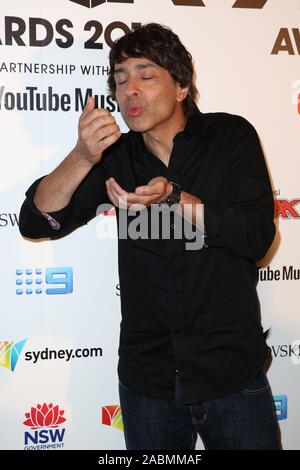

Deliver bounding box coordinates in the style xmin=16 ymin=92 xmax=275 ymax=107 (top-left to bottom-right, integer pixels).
xmin=127 ymin=105 xmax=143 ymax=117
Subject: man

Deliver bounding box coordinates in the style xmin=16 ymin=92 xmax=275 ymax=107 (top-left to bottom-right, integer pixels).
xmin=19 ymin=23 xmax=280 ymax=450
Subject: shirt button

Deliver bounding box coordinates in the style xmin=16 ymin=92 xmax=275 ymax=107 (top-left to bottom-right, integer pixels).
xmin=171 ymin=223 xmax=176 ymax=229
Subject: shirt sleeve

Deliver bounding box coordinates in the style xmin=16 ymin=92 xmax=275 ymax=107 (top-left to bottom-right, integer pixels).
xmin=203 ymin=116 xmax=275 ymax=261
xmin=19 ymin=150 xmax=116 ymax=239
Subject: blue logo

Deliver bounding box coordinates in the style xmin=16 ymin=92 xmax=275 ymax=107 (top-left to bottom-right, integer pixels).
xmin=16 ymin=268 xmax=73 ymax=295
xmin=274 ymin=395 xmax=288 ymax=421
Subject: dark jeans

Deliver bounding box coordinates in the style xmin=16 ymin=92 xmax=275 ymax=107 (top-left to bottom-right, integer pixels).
xmin=119 ymin=370 xmax=281 ymax=450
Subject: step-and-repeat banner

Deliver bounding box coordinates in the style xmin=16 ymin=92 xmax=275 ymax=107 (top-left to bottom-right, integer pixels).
xmin=0 ymin=0 xmax=299 ymax=450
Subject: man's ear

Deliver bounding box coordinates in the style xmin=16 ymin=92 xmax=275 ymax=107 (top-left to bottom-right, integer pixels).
xmin=177 ymin=86 xmax=189 ymax=103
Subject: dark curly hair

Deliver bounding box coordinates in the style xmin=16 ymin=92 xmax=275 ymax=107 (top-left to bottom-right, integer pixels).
xmin=107 ymin=23 xmax=198 ymax=116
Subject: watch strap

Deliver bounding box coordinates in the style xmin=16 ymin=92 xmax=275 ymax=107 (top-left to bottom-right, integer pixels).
xmin=164 ymin=181 xmax=182 ymax=206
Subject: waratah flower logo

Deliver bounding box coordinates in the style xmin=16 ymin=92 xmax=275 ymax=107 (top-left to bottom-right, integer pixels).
xmin=23 ymin=403 xmax=66 ymax=429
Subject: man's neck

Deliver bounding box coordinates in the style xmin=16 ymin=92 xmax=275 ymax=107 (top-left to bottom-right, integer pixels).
xmin=142 ymin=112 xmax=187 ymax=167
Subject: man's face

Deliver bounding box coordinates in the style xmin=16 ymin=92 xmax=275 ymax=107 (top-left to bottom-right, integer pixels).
xmin=114 ymin=57 xmax=187 ymax=134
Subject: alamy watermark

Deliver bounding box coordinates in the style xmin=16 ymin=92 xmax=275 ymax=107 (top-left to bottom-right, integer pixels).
xmin=96 ymin=199 xmax=205 ymax=251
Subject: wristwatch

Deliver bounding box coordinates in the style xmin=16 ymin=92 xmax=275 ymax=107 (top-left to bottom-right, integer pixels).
xmin=164 ymin=181 xmax=182 ymax=206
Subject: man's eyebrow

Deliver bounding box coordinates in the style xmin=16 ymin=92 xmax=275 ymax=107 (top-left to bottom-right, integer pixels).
xmin=114 ymin=63 xmax=159 ymax=74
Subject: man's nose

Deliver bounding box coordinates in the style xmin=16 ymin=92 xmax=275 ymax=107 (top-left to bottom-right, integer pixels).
xmin=126 ymin=77 xmax=140 ymax=97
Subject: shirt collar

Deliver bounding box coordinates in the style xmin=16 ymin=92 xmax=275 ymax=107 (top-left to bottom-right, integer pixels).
xmin=184 ymin=103 xmax=205 ymax=143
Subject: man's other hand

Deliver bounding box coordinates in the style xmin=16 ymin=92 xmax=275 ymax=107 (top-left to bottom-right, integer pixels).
xmin=74 ymin=96 xmax=121 ymax=165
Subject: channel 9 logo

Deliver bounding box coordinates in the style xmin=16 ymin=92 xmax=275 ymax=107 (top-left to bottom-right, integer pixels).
xmin=16 ymin=268 xmax=73 ymax=295
xmin=274 ymin=395 xmax=288 ymax=421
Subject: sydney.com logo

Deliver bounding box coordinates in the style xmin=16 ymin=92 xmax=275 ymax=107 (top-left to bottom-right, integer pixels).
xmin=0 ymin=339 xmax=26 ymax=372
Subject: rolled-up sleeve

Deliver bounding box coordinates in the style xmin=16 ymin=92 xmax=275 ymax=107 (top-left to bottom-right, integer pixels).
xmin=19 ymin=151 xmax=116 ymax=239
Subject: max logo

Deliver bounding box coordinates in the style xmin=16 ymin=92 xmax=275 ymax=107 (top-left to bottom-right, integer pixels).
xmin=275 ymin=199 xmax=300 ymax=219
xmin=70 ymin=0 xmax=268 ymax=8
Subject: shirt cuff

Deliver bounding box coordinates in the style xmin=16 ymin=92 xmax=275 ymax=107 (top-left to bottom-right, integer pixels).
xmin=25 ymin=176 xmax=72 ymax=230
xmin=40 ymin=211 xmax=61 ymax=231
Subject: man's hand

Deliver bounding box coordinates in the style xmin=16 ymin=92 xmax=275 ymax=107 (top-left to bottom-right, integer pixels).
xmin=106 ymin=176 xmax=172 ymax=209
xmin=74 ymin=96 xmax=121 ymax=165
xmin=106 ymin=176 xmax=205 ymax=235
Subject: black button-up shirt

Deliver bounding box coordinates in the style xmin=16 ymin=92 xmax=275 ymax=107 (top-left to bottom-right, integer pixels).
xmin=19 ymin=107 xmax=275 ymax=403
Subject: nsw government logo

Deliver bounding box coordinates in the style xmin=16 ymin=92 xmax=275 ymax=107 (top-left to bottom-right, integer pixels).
xmin=24 ymin=403 xmax=66 ymax=450
xmin=16 ymin=267 xmax=73 ymax=296
xmin=0 ymin=339 xmax=26 ymax=372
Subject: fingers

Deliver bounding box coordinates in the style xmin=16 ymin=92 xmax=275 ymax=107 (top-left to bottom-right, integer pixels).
xmin=135 ymin=186 xmax=161 ymax=197
xmin=80 ymin=106 xmax=113 ymax=128
xmin=77 ymin=100 xmax=121 ymax=163
xmin=81 ymin=120 xmax=119 ymax=144
xmin=135 ymin=181 xmax=165 ymax=197
xmin=105 ymin=178 xmax=168 ymax=209
xmin=100 ymin=130 xmax=122 ymax=152
xmin=106 ymin=178 xmax=129 ymax=209
xmin=82 ymin=114 xmax=117 ymax=135
xmin=128 ymin=193 xmax=163 ymax=206
xmin=81 ymin=96 xmax=95 ymax=117
xmin=95 ymin=123 xmax=120 ymax=142
xmin=106 ymin=180 xmax=118 ymax=206
xmin=80 ymin=96 xmax=111 ymax=123
xmin=108 ymin=178 xmax=127 ymax=196
xmin=106 ymin=178 xmax=147 ymax=210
